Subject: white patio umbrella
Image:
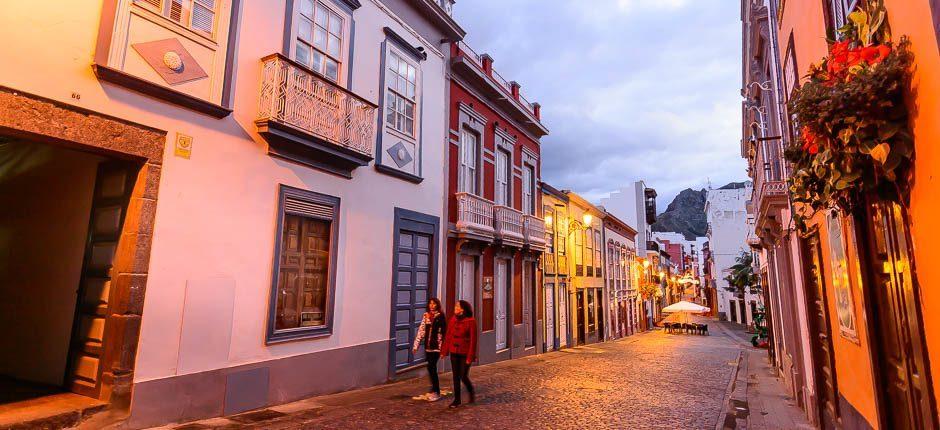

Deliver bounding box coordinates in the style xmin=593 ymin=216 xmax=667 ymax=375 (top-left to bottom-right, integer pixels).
xmin=662 ymin=300 xmax=710 ymax=314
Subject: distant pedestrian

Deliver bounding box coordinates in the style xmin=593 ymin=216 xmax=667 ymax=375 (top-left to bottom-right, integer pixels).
xmin=412 ymin=297 xmax=447 ymax=402
xmin=442 ymin=300 xmax=477 ymax=408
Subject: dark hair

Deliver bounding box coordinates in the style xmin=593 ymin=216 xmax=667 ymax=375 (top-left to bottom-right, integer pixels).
xmin=457 ymin=300 xmax=473 ymax=317
xmin=427 ymin=297 xmax=443 ymax=315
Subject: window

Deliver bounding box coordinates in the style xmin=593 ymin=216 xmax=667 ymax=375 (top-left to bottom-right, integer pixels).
xmin=458 ymin=129 xmax=479 ymax=194
xmin=135 ymin=0 xmax=218 ymax=38
xmin=295 ymin=0 xmax=344 ymax=81
xmin=556 ymin=206 xmax=567 ymax=272
xmin=522 ymin=164 xmax=535 ymax=215
xmin=385 ymin=51 xmax=418 ymax=136
xmin=585 ymin=227 xmax=593 ymax=277
xmin=594 ymin=229 xmax=602 ymax=277
xmin=495 ymin=150 xmax=510 ymax=206
xmin=574 ymin=227 xmax=583 ymax=276
xmin=544 ymin=206 xmax=555 ymax=274
xmin=268 ymin=186 xmax=339 ymax=342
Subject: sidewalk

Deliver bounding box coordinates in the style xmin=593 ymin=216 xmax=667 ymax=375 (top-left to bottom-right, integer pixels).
xmin=711 ymin=320 xmax=814 ymax=430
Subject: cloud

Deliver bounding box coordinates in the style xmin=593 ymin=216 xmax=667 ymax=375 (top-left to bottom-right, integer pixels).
xmin=454 ymin=0 xmax=748 ymax=207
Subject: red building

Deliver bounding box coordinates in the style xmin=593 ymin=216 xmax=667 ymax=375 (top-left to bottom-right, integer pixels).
xmin=445 ymin=41 xmax=549 ymax=364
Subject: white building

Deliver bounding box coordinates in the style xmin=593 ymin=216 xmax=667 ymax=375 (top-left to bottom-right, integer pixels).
xmin=705 ymin=183 xmax=759 ymax=326
xmin=599 ymin=181 xmax=656 ymax=255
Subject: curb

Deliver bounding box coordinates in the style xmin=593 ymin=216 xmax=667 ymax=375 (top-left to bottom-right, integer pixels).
xmin=716 ymin=349 xmax=746 ymax=430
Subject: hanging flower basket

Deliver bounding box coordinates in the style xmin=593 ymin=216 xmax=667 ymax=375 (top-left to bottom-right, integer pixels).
xmin=785 ymin=0 xmax=914 ymax=232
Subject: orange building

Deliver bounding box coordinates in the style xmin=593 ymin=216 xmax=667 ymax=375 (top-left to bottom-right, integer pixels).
xmin=743 ymin=0 xmax=940 ymax=429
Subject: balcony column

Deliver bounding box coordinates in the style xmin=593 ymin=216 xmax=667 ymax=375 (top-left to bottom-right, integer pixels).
xmin=481 ymin=53 xmax=494 ymax=76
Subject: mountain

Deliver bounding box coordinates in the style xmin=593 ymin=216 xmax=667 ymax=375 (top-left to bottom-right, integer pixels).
xmin=652 ymin=188 xmax=708 ymax=240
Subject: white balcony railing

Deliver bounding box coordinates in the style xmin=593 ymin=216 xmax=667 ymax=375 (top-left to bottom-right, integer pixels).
xmin=494 ymin=205 xmax=524 ymax=244
xmin=523 ymin=214 xmax=547 ymax=248
xmin=258 ymin=54 xmax=376 ymax=157
xmin=457 ymin=41 xmax=483 ymax=68
xmin=437 ymin=0 xmax=454 ymax=15
xmin=456 ymin=192 xmax=494 ymax=236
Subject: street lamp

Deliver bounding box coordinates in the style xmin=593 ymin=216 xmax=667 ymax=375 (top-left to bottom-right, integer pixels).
xmin=582 ymin=213 xmax=593 ymax=226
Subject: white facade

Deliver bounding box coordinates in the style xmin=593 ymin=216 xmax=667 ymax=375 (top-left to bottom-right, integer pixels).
xmin=705 ymin=184 xmax=759 ymax=325
xmin=599 ymin=181 xmax=651 ymax=254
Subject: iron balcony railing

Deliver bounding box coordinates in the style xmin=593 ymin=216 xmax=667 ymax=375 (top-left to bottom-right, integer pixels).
xmin=258 ymin=54 xmax=376 ymax=157
xmin=494 ymin=205 xmax=525 ymax=244
xmin=456 ymin=192 xmax=495 ymax=235
xmin=523 ymin=214 xmax=547 ymax=248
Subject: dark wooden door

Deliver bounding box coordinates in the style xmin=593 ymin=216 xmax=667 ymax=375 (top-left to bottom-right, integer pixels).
xmin=576 ymin=291 xmax=585 ymax=345
xmin=801 ymin=233 xmax=840 ymax=430
xmin=391 ymin=229 xmax=433 ymax=371
xmin=523 ymin=262 xmax=533 ymax=347
xmin=861 ymin=202 xmax=937 ymax=429
xmin=66 ymin=162 xmax=137 ymax=397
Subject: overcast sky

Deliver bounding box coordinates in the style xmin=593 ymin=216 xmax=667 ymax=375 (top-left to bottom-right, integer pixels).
xmin=454 ymin=0 xmax=749 ymax=207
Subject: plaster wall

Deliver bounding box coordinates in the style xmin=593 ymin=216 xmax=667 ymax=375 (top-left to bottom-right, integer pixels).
xmin=706 ymin=186 xmax=758 ymax=323
xmin=0 ymin=142 xmax=104 ymax=386
xmin=599 ymin=181 xmax=648 ymax=254
xmin=0 ymin=0 xmax=448 ymax=388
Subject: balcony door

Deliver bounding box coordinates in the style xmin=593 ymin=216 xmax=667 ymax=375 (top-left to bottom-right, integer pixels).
xmin=544 ymin=282 xmax=555 ymax=351
xmin=495 ymin=259 xmax=509 ymax=351
xmin=458 ymin=130 xmax=479 ymax=195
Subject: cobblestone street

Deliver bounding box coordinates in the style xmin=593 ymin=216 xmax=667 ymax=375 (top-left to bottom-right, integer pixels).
xmin=159 ymin=322 xmax=779 ymax=430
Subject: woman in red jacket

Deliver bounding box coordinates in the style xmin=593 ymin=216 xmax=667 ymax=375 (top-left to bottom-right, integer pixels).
xmin=441 ymin=300 xmax=477 ymax=408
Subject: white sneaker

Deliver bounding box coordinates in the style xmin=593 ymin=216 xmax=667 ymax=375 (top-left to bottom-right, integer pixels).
xmin=426 ymin=393 xmax=442 ymax=402
xmin=412 ymin=393 xmax=431 ymax=400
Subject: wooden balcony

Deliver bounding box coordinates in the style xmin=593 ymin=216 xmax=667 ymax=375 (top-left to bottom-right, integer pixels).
xmin=255 ymin=54 xmax=376 ymax=178
xmin=755 ymin=180 xmax=789 ymax=234
xmin=455 ymin=192 xmax=495 ymax=241
xmin=494 ymin=205 xmax=525 ymax=247
xmin=523 ymin=214 xmax=547 ymax=251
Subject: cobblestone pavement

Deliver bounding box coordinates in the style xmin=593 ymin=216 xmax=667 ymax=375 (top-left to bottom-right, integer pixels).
xmin=161 ymin=323 xmax=751 ymax=430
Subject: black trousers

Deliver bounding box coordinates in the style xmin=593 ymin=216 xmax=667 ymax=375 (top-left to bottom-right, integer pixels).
xmin=450 ymin=354 xmax=474 ymax=403
xmin=426 ymin=352 xmax=440 ymax=394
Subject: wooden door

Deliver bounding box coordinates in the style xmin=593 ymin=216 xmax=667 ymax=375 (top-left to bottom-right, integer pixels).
xmin=495 ymin=259 xmax=508 ymax=351
xmin=576 ymin=290 xmax=585 ymax=345
xmin=558 ymin=282 xmax=568 ymax=347
xmin=801 ymin=233 xmax=840 ymax=429
xmin=391 ymin=229 xmax=433 ymax=371
xmin=66 ymin=162 xmax=137 ymax=397
xmin=544 ymin=283 xmax=555 ymax=351
xmin=861 ymin=202 xmax=937 ymax=429
xmin=523 ymin=262 xmax=534 ymax=347
xmin=457 ymin=255 xmax=474 ymax=304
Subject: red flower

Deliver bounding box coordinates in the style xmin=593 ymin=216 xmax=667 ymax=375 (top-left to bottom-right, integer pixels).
xmin=830 ymin=40 xmax=851 ymax=57
xmin=845 ymin=48 xmax=864 ymax=68
xmin=801 ymin=126 xmax=817 ymax=151
xmin=860 ymin=44 xmax=892 ymax=65
xmin=808 ymin=143 xmax=820 ymax=154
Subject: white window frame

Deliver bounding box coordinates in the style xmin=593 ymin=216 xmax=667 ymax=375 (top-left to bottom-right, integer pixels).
xmin=495 ymin=149 xmax=510 ymax=206
xmin=134 ymin=0 xmax=220 ymax=39
xmin=293 ymin=0 xmax=348 ymax=83
xmin=385 ymin=49 xmax=420 ymax=138
xmin=522 ymin=163 xmax=535 ymax=215
xmin=458 ymin=129 xmax=480 ymax=195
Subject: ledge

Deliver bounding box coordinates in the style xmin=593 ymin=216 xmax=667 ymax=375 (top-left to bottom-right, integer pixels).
xmin=375 ymin=164 xmax=424 ymax=183
xmin=256 ymin=119 xmax=373 ymax=179
xmin=93 ymin=64 xmax=232 ymax=119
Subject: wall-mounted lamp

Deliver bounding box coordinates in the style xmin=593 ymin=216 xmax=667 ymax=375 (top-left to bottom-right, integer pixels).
xmin=582 ymin=213 xmax=593 ymax=226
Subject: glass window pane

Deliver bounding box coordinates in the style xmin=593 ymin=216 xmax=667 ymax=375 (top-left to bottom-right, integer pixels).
xmin=388 ymin=54 xmax=399 ymax=75
xmin=398 ymin=76 xmax=406 ymax=93
xmin=404 ymin=101 xmax=414 ymax=118
xmin=328 ymin=12 xmax=342 ymax=36
xmin=311 ymin=50 xmax=325 ymax=73
xmin=298 ymin=17 xmax=313 ymax=41
xmin=296 ymin=42 xmax=312 ymax=68
xmin=398 ymin=60 xmax=408 ymax=77
xmin=386 ymin=92 xmax=396 ymax=124
xmin=325 ymin=58 xmax=339 ymax=80
xmin=315 ymin=3 xmax=328 ymax=26
xmin=328 ymin=34 xmax=341 ymax=58
xmin=275 ymin=214 xmax=331 ymax=331
xmin=407 ymin=65 xmax=416 ymax=82
xmin=314 ymin=27 xmax=328 ymax=49
xmin=407 ymin=83 xmax=415 ymax=99
xmin=405 ymin=118 xmax=414 ymax=135
xmin=299 ymin=0 xmax=314 ymax=17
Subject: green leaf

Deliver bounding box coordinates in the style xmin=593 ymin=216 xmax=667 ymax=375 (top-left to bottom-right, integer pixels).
xmin=870 ymin=142 xmax=891 ymax=165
